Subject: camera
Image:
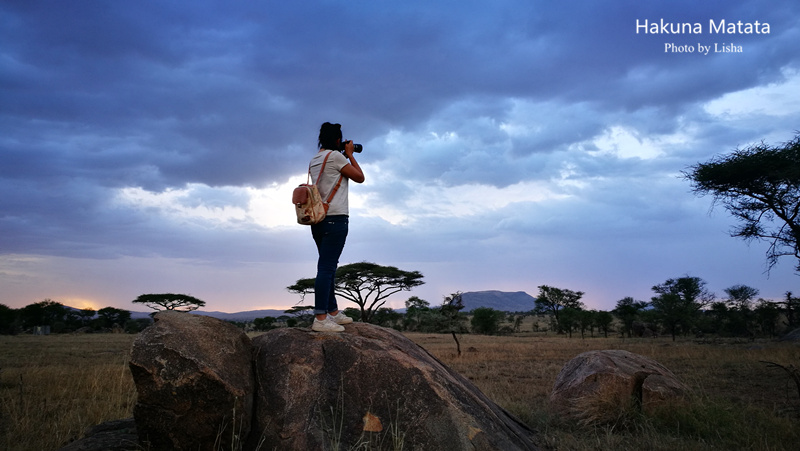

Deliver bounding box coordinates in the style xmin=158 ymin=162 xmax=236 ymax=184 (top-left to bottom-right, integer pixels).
xmin=338 ymin=140 xmax=363 ymax=153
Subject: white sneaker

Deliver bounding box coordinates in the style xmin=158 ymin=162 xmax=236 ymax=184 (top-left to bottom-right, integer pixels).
xmin=329 ymin=311 xmax=353 ymax=325
xmin=312 ymin=317 xmax=345 ymax=332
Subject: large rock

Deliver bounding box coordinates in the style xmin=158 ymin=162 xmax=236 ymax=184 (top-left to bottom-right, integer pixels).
xmin=780 ymin=327 xmax=800 ymax=342
xmin=250 ymin=322 xmax=538 ymax=450
xmin=129 ymin=311 xmax=254 ymax=450
xmin=549 ymin=349 xmax=687 ymax=424
xmin=57 ymin=418 xmax=139 ymax=451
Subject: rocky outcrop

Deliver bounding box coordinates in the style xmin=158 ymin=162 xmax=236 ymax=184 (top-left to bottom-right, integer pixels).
xmin=780 ymin=327 xmax=800 ymax=342
xmin=250 ymin=322 xmax=538 ymax=450
xmin=549 ymin=349 xmax=687 ymax=424
xmin=64 ymin=314 xmax=538 ymax=450
xmin=128 ymin=311 xmax=254 ymax=450
xmin=57 ymin=418 xmax=139 ymax=451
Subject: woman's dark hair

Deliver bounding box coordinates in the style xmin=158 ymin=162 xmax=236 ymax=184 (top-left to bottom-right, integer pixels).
xmin=318 ymin=122 xmax=343 ymax=150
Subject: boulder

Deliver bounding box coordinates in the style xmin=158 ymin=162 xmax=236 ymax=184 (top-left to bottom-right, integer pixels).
xmin=129 ymin=311 xmax=254 ymax=450
xmin=780 ymin=327 xmax=800 ymax=342
xmin=57 ymin=418 xmax=139 ymax=451
xmin=549 ymin=349 xmax=687 ymax=424
xmin=250 ymin=322 xmax=538 ymax=451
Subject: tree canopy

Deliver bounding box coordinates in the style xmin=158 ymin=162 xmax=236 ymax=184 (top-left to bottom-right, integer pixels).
xmin=18 ymin=299 xmax=67 ymax=329
xmin=97 ymin=306 xmax=132 ymax=326
xmin=685 ymin=133 xmax=800 ymax=272
xmin=723 ymin=284 xmax=759 ymax=310
xmin=287 ymin=262 xmax=424 ymax=323
xmin=613 ymin=296 xmax=648 ymax=338
xmin=650 ymin=276 xmax=714 ymax=341
xmin=470 ymin=307 xmax=505 ymax=335
xmin=132 ymin=293 xmax=206 ymax=312
xmin=534 ymin=285 xmax=585 ymax=333
xmin=0 ymin=303 xmax=15 ymax=334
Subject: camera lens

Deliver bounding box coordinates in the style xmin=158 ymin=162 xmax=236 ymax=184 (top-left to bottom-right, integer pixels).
xmin=353 ymin=144 xmax=363 ymax=153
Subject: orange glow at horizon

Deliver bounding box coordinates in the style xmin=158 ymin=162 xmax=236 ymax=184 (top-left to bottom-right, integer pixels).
xmin=63 ymin=298 xmax=100 ymax=311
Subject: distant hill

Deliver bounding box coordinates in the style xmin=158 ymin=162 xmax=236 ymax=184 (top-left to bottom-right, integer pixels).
xmin=191 ymin=309 xmax=287 ymax=322
xmin=95 ymin=308 xmax=288 ymax=322
xmin=460 ymin=291 xmax=536 ymax=313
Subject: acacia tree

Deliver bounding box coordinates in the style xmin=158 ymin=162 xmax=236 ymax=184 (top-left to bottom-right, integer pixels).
xmin=284 ymin=305 xmax=314 ymax=326
xmin=650 ymin=276 xmax=714 ymax=341
xmin=287 ymin=262 xmax=424 ymax=323
xmin=754 ymin=299 xmax=781 ymax=337
xmin=18 ymin=299 xmax=67 ymax=329
xmin=613 ymin=296 xmax=648 ymax=338
xmin=253 ymin=316 xmax=277 ymax=331
xmin=470 ymin=307 xmax=504 ymax=335
xmin=441 ymin=292 xmax=467 ymax=355
xmin=403 ymin=296 xmax=431 ymax=331
xmin=96 ymin=307 xmax=131 ymax=328
xmin=685 ymin=134 xmax=800 ymax=272
xmin=594 ymin=310 xmax=614 ymax=338
xmin=577 ymin=309 xmax=595 ymax=338
xmin=0 ymin=303 xmax=17 ymax=334
xmin=724 ymin=284 xmax=759 ymax=311
xmin=77 ymin=308 xmax=96 ymax=326
xmin=782 ymin=291 xmax=800 ymax=329
xmin=534 ymin=285 xmax=585 ymax=333
xmin=558 ymin=307 xmax=581 ymax=338
xmin=132 ymin=293 xmax=206 ymax=312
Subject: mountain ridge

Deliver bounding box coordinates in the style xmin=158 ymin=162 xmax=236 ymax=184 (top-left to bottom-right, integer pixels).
xmin=459 ymin=290 xmax=536 ymax=312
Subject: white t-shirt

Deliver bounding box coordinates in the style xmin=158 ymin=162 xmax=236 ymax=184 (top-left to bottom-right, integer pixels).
xmin=309 ymin=150 xmax=350 ymax=216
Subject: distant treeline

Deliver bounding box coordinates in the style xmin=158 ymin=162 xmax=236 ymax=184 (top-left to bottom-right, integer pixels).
xmin=0 ymin=299 xmax=151 ymax=334
xmin=3 ymin=283 xmax=799 ymax=339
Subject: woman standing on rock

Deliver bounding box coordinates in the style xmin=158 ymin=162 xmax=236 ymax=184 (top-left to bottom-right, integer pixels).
xmin=309 ymin=122 xmax=365 ymax=332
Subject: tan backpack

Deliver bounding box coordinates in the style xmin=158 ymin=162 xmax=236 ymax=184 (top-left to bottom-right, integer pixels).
xmin=292 ymin=151 xmax=343 ymax=225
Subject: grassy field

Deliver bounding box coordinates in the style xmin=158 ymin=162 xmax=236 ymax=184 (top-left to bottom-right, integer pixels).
xmin=1 ymin=331 xmax=798 ymax=451
xmin=0 ymin=334 xmax=137 ymax=451
xmin=409 ymin=332 xmax=800 ymax=450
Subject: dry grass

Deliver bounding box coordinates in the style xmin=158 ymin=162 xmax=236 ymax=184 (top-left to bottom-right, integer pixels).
xmin=406 ymin=332 xmax=800 ymax=450
xmin=0 ymin=334 xmax=137 ymax=451
xmin=1 ymin=330 xmax=798 ymax=450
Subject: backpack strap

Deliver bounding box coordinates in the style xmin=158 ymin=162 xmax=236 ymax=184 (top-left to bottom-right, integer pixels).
xmin=312 ymin=150 xmax=344 ymax=205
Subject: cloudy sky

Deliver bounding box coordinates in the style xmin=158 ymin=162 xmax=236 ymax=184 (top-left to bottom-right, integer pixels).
xmin=2 ymin=0 xmax=799 ymax=314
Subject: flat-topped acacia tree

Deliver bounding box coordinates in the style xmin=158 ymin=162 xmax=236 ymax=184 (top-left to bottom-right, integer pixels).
xmin=287 ymin=262 xmax=424 ymax=323
xmin=133 ymin=293 xmax=206 ymax=312
xmin=685 ymin=133 xmax=800 ymax=273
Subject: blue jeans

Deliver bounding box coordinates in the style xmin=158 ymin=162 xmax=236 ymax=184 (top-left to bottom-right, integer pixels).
xmin=311 ymin=215 xmax=349 ymax=315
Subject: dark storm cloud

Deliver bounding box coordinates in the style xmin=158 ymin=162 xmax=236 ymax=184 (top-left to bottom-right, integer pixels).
xmin=2 ymin=0 xmax=800 ymax=310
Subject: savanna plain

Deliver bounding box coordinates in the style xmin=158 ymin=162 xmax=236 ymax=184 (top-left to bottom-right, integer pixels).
xmin=1 ymin=324 xmax=799 ymax=451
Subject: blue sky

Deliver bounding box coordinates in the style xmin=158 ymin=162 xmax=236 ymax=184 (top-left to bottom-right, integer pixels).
xmin=2 ymin=0 xmax=799 ymax=313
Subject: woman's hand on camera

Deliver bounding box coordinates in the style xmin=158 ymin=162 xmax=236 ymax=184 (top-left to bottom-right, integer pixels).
xmin=340 ymin=140 xmax=365 ymax=183
xmin=343 ymin=140 xmax=355 ymax=158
